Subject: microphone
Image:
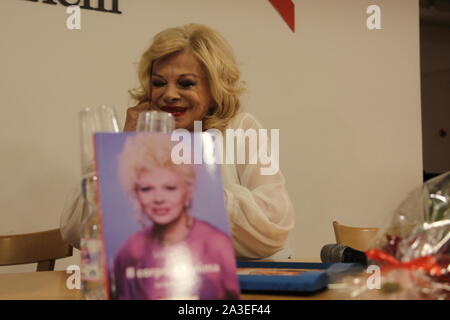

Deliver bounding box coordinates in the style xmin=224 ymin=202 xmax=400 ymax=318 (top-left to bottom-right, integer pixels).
xmin=320 ymin=244 xmax=368 ymax=266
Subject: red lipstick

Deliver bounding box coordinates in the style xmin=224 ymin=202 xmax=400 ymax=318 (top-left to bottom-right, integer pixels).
xmin=160 ymin=106 xmax=188 ymax=117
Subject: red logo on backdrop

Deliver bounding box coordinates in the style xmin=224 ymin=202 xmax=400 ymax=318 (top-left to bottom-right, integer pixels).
xmin=268 ymin=0 xmax=295 ymax=32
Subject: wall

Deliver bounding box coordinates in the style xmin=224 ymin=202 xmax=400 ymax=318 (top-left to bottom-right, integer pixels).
xmin=0 ymin=0 xmax=422 ymax=273
xmin=420 ymin=23 xmax=450 ymax=174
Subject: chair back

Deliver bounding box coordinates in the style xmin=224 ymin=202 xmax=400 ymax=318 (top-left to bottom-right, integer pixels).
xmin=332 ymin=221 xmax=379 ymax=252
xmin=0 ymin=229 xmax=73 ymax=271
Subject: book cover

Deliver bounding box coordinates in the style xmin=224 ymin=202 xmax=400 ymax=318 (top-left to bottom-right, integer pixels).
xmin=236 ymin=261 xmax=364 ymax=293
xmin=94 ymin=132 xmax=240 ymax=300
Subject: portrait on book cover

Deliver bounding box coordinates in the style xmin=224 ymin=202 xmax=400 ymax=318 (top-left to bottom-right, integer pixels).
xmin=94 ymin=132 xmax=240 ymax=300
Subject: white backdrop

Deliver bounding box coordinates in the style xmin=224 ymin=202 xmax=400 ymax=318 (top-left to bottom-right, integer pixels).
xmin=0 ymin=0 xmax=422 ymax=273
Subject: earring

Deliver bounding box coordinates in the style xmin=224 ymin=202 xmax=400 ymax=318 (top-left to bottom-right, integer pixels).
xmin=207 ymin=104 xmax=217 ymax=116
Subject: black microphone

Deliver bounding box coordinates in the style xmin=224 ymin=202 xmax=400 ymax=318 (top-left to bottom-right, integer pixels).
xmin=320 ymin=244 xmax=368 ymax=266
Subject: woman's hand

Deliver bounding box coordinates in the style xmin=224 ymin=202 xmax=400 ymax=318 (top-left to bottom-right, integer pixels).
xmin=123 ymin=100 xmax=151 ymax=132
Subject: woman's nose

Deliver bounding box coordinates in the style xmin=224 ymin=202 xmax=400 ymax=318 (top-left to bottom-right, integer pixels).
xmin=153 ymin=190 xmax=164 ymax=203
xmin=162 ymin=83 xmax=180 ymax=103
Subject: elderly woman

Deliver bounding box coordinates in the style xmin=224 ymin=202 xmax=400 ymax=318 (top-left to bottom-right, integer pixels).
xmin=113 ymin=134 xmax=239 ymax=300
xmin=61 ymin=23 xmax=294 ymax=259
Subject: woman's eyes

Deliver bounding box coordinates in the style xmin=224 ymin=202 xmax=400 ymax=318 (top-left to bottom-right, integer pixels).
xmin=166 ymin=186 xmax=177 ymax=191
xmin=139 ymin=186 xmax=153 ymax=192
xmin=150 ymin=79 xmax=196 ymax=89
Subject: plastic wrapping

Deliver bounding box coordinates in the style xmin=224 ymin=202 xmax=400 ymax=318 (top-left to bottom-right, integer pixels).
xmin=336 ymin=172 xmax=450 ymax=300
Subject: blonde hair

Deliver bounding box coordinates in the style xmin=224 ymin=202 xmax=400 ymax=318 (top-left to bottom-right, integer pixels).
xmin=129 ymin=23 xmax=246 ymax=131
xmin=118 ymin=133 xmax=196 ymax=225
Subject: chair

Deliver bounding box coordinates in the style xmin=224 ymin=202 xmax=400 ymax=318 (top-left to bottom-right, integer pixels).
xmin=0 ymin=229 xmax=73 ymax=271
xmin=332 ymin=221 xmax=379 ymax=252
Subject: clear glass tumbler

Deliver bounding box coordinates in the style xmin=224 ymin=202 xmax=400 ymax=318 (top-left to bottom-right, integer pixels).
xmin=136 ymin=110 xmax=175 ymax=133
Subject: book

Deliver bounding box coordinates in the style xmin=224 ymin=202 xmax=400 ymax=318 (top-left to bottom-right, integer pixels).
xmin=237 ymin=260 xmax=364 ymax=293
xmin=94 ymin=132 xmax=240 ymax=300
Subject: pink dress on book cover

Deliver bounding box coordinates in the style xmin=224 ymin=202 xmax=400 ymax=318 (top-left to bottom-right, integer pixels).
xmin=113 ymin=218 xmax=240 ymax=300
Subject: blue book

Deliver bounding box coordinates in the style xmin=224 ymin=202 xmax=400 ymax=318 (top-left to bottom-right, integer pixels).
xmin=236 ymin=260 xmax=364 ymax=293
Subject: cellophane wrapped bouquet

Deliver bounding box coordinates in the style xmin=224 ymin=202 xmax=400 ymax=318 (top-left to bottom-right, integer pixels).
xmin=338 ymin=172 xmax=450 ymax=300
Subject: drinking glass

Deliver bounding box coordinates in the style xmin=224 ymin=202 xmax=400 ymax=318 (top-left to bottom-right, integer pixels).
xmin=79 ymin=104 xmax=120 ymax=203
xmin=79 ymin=104 xmax=120 ymax=174
xmin=136 ymin=110 xmax=175 ymax=133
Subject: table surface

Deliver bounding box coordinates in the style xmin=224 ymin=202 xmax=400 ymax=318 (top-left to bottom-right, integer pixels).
xmin=0 ymin=259 xmax=348 ymax=300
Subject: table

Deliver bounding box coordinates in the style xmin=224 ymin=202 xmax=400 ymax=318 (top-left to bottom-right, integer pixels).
xmin=0 ymin=271 xmax=81 ymax=300
xmin=0 ymin=259 xmax=348 ymax=300
xmin=0 ymin=270 xmax=342 ymax=300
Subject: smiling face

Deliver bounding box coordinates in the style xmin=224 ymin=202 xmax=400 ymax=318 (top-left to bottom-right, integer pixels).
xmin=149 ymin=50 xmax=213 ymax=131
xmin=135 ymin=168 xmax=191 ymax=226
